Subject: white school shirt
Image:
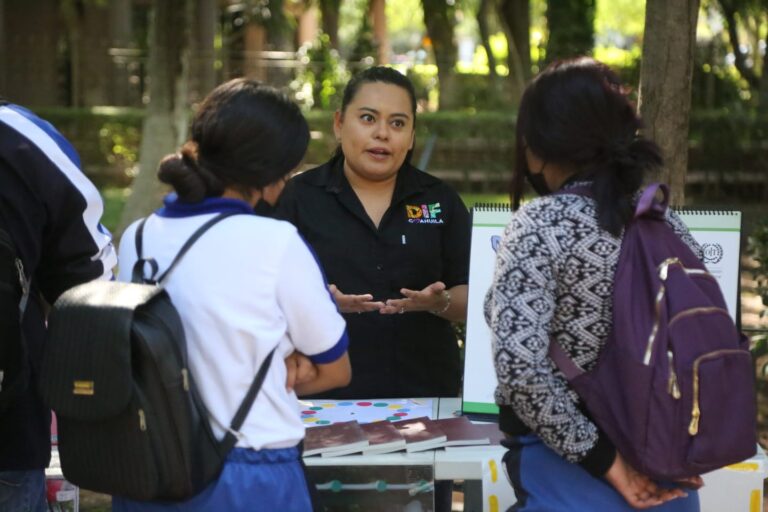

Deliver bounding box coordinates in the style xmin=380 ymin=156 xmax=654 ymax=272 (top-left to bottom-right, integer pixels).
xmin=117 ymin=195 xmax=348 ymax=450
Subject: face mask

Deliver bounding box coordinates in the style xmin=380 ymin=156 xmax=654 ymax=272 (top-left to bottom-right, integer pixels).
xmin=253 ymin=198 xmax=276 ymax=217
xmin=525 ymin=165 xmax=551 ymax=196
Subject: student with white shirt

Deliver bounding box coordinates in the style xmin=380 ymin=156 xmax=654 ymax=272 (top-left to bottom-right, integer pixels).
xmin=113 ymin=78 xmax=351 ymax=512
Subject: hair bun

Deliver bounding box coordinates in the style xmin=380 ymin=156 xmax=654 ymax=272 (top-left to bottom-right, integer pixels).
xmin=157 ymin=151 xmax=208 ymax=203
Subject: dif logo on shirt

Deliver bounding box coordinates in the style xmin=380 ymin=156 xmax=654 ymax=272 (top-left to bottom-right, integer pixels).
xmin=406 ymin=203 xmax=444 ymax=224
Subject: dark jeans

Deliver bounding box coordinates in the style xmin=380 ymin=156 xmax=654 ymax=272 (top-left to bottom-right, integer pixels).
xmin=0 ymin=469 xmax=48 ymax=512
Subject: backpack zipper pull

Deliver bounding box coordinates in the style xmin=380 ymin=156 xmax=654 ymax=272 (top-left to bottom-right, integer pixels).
xmin=182 ymin=369 xmax=189 ymax=391
xmin=15 ymin=258 xmax=30 ymax=314
xmin=15 ymin=258 xmax=28 ymax=295
xmin=667 ymin=351 xmax=681 ymax=399
xmin=138 ymin=409 xmax=147 ymax=431
xmin=688 ymin=364 xmax=701 ymax=435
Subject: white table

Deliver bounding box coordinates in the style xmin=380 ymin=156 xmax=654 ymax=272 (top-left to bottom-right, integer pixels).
xmin=304 ymin=397 xmax=768 ymax=511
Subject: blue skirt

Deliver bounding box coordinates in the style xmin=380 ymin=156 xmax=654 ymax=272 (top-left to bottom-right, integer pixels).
xmin=503 ymin=435 xmax=700 ymax=512
xmin=112 ymin=446 xmax=312 ymax=512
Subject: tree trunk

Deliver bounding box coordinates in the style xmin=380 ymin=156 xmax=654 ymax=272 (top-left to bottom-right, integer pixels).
xmin=190 ymin=0 xmax=217 ymax=103
xmin=638 ymin=0 xmax=700 ymax=206
xmin=265 ymin=0 xmax=292 ymax=51
xmin=371 ymin=0 xmax=389 ymax=64
xmin=77 ymin=3 xmax=113 ymax=107
xmin=319 ymin=0 xmax=341 ymax=49
xmin=545 ymin=0 xmax=595 ymax=62
xmin=477 ymin=0 xmax=497 ymax=79
xmin=497 ymin=0 xmax=530 ymax=106
xmin=61 ymin=1 xmax=83 ymax=108
xmin=109 ymin=0 xmax=137 ymax=106
xmin=2 ymin=0 xmax=62 ymax=106
xmin=118 ymin=0 xmax=192 ymax=233
xmin=422 ymin=0 xmax=459 ymax=110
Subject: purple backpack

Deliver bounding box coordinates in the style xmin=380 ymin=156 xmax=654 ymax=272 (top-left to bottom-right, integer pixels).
xmin=549 ymin=183 xmax=756 ymax=480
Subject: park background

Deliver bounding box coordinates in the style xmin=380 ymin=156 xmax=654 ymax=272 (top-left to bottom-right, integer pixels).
xmin=2 ymin=0 xmax=768 ymax=510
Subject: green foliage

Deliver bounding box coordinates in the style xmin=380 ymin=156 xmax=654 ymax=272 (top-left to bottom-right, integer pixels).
xmin=291 ymin=33 xmax=350 ymax=110
xmin=98 ymin=122 xmax=140 ymax=169
xmin=749 ymin=218 xmax=768 ymax=326
xmin=692 ymin=43 xmax=751 ymax=109
xmin=35 ymin=107 xmax=143 ymax=187
xmin=593 ymin=45 xmax=641 ymax=88
xmin=544 ymin=0 xmax=596 ymax=62
xmin=406 ymin=64 xmax=438 ymax=105
xmin=348 ymin=4 xmax=377 ymax=64
xmin=100 ymin=186 xmax=131 ymax=233
xmin=595 ymin=0 xmax=646 ymax=42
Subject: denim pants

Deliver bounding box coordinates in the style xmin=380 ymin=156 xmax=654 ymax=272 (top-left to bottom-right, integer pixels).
xmin=0 ymin=469 xmax=48 ymax=512
xmin=503 ymin=435 xmax=700 ymax=512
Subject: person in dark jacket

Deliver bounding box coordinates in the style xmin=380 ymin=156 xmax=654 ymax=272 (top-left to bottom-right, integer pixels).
xmin=0 ymin=101 xmax=117 ymax=511
xmin=276 ymin=66 xmax=471 ymax=399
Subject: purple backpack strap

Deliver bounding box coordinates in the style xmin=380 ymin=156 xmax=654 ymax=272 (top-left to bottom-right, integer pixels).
xmin=548 ymin=340 xmax=584 ymax=380
xmin=634 ymin=183 xmax=669 ymax=218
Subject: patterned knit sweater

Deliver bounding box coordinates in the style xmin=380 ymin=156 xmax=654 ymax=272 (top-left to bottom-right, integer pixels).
xmin=484 ymin=184 xmax=702 ymax=474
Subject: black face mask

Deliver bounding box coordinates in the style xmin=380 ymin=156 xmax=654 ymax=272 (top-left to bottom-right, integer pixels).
xmin=525 ymin=166 xmax=551 ymax=196
xmin=253 ymin=198 xmax=276 ymax=217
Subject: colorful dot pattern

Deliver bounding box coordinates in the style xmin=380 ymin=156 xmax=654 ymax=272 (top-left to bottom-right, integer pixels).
xmin=300 ymin=399 xmax=431 ymax=425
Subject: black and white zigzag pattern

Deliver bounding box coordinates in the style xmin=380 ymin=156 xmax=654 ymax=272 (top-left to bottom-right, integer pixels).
xmin=484 ymin=189 xmax=701 ymax=463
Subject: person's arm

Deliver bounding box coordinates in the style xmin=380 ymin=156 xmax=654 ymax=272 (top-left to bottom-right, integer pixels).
xmin=276 ymin=229 xmax=351 ymax=396
xmin=380 ymin=282 xmax=467 ymax=322
xmin=292 ymin=353 xmax=351 ymax=396
xmin=328 ymin=284 xmax=385 ymax=313
xmin=1 ymin=107 xmax=117 ymax=301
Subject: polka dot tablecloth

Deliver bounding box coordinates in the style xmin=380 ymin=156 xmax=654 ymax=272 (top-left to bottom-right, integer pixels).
xmin=299 ymin=399 xmax=434 ymax=425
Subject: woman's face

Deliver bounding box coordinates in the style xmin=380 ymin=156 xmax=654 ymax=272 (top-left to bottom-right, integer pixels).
xmin=334 ymin=82 xmax=415 ymax=183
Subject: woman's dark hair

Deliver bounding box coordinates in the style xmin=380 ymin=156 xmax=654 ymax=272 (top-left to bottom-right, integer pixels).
xmin=333 ymin=66 xmax=418 ymax=162
xmin=158 ymin=78 xmax=309 ymax=202
xmin=340 ymin=66 xmax=417 ymax=119
xmin=511 ymin=57 xmax=663 ymax=236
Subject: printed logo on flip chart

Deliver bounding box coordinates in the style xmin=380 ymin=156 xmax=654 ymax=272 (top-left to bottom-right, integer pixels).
xmin=406 ymin=203 xmax=444 ymax=224
xmin=491 ymin=235 xmax=502 ymax=253
xmin=701 ymin=243 xmax=724 ymax=264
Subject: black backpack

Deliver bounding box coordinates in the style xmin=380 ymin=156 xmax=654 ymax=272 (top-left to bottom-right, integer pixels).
xmin=40 ymin=212 xmax=276 ymax=501
xmin=0 ymin=224 xmax=31 ymax=412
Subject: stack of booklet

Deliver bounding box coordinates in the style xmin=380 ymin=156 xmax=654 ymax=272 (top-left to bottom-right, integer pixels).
xmin=303 ymin=415 xmax=504 ymax=457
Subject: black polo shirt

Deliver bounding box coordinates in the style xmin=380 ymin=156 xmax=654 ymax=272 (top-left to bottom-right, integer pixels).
xmin=276 ymin=156 xmax=470 ymax=398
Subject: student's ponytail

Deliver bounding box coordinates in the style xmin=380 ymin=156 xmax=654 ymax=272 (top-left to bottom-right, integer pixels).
xmin=157 ymin=142 xmax=225 ymax=203
xmin=591 ymin=137 xmax=662 ymax=236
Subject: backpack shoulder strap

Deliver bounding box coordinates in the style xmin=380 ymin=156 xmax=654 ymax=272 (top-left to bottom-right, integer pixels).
xmin=131 ymin=217 xmax=157 ymax=283
xmin=220 ymin=346 xmax=278 ymax=451
xmin=634 ymin=183 xmax=669 ymax=219
xmin=132 ymin=212 xmax=241 ymax=284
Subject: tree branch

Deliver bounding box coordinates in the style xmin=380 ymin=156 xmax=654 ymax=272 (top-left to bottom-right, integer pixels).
xmin=718 ymin=0 xmax=760 ymax=89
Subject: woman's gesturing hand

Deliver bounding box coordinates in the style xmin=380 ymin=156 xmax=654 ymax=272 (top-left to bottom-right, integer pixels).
xmin=605 ymin=453 xmax=688 ymax=509
xmin=380 ymin=281 xmax=449 ymax=315
xmin=328 ymin=284 xmax=385 ymax=314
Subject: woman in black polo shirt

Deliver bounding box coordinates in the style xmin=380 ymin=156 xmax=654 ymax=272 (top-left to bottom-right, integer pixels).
xmin=276 ymin=66 xmax=470 ymax=399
